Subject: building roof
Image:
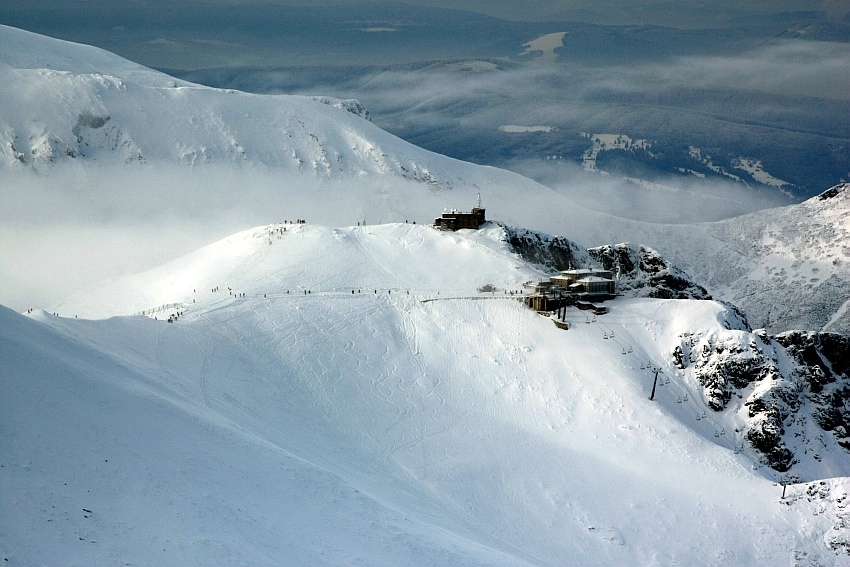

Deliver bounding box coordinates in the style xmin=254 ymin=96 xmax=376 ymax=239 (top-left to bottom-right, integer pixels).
xmin=561 ymin=268 xmax=612 ymax=275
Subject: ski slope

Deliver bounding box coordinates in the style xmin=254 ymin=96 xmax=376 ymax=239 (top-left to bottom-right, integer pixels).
xmin=5 ymin=222 xmax=848 ymax=565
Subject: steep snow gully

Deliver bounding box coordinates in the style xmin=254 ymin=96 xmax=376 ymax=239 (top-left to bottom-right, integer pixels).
xmin=3 ymin=222 xmax=849 ymax=566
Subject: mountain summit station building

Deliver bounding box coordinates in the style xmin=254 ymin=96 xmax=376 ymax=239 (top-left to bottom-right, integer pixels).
xmin=434 ymin=195 xmax=486 ymax=230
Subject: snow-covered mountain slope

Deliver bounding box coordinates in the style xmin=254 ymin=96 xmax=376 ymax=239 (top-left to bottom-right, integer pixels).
xmin=54 ymin=221 xmax=850 ymax=475
xmin=6 ymin=222 xmax=850 ymax=565
xmin=0 ymin=303 xmax=535 ymax=567
xmin=698 ymin=183 xmax=850 ymax=334
xmin=56 ymin=222 xmax=711 ymax=320
xmin=589 ymin=183 xmax=850 ymax=334
xmin=54 ymin=223 xmax=547 ymax=319
xmin=0 ymin=24 xmax=491 ymax=187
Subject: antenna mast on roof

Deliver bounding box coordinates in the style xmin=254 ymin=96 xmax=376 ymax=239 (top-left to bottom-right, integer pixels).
xmin=476 ymin=193 xmax=481 ymax=209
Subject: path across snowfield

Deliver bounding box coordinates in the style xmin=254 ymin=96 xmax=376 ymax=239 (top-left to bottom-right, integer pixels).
xmin=6 ymin=222 xmax=849 ymax=565
xmin=54 ymin=223 xmax=546 ymax=319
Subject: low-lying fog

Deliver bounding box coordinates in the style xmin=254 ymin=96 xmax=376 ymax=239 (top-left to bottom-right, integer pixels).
xmin=0 ymin=159 xmax=790 ymax=313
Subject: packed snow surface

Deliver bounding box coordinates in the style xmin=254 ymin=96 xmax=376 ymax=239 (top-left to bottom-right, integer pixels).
xmin=5 ymin=222 xmax=849 ymax=565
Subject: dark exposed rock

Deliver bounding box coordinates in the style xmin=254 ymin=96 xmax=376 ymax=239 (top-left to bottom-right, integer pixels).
xmin=746 ymin=410 xmax=795 ymax=472
xmin=774 ymin=331 xmax=850 ymax=380
xmin=498 ymin=225 xmax=709 ymax=301
xmin=497 ymin=224 xmax=589 ymax=274
xmin=588 ymin=243 xmax=711 ymax=300
xmin=774 ymin=331 xmax=850 ymax=447
xmin=72 ymin=112 xmax=110 ymax=141
xmin=669 ymin=325 xmax=850 ymax=473
xmin=311 ymin=97 xmax=371 ymax=121
xmin=816 ymin=182 xmax=848 ymax=201
xmin=717 ymin=300 xmax=751 ymax=332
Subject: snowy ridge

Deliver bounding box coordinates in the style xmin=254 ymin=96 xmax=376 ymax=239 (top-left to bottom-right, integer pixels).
xmin=54 ymin=221 xmax=850 ymax=477
xmin=6 ymin=219 xmax=850 ymax=564
xmin=662 ymin=183 xmax=850 ymax=334
xmin=0 ymin=24 xmax=486 ymax=188
xmin=54 ymin=223 xmax=547 ymax=319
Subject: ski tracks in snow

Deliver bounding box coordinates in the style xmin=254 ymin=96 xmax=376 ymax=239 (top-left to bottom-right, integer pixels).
xmin=571 ymin=305 xmax=751 ymax=462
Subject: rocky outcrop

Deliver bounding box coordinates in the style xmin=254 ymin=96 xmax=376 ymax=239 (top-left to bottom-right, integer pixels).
xmin=498 ymin=224 xmax=589 ymax=274
xmin=498 ymin=224 xmax=710 ymax=301
xmin=673 ymin=325 xmax=850 ymax=474
xmin=311 ymin=97 xmax=372 ymax=121
xmin=774 ymin=331 xmax=850 ymax=450
xmin=817 ymin=182 xmax=849 ymax=201
xmin=588 ymin=243 xmax=711 ymax=300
